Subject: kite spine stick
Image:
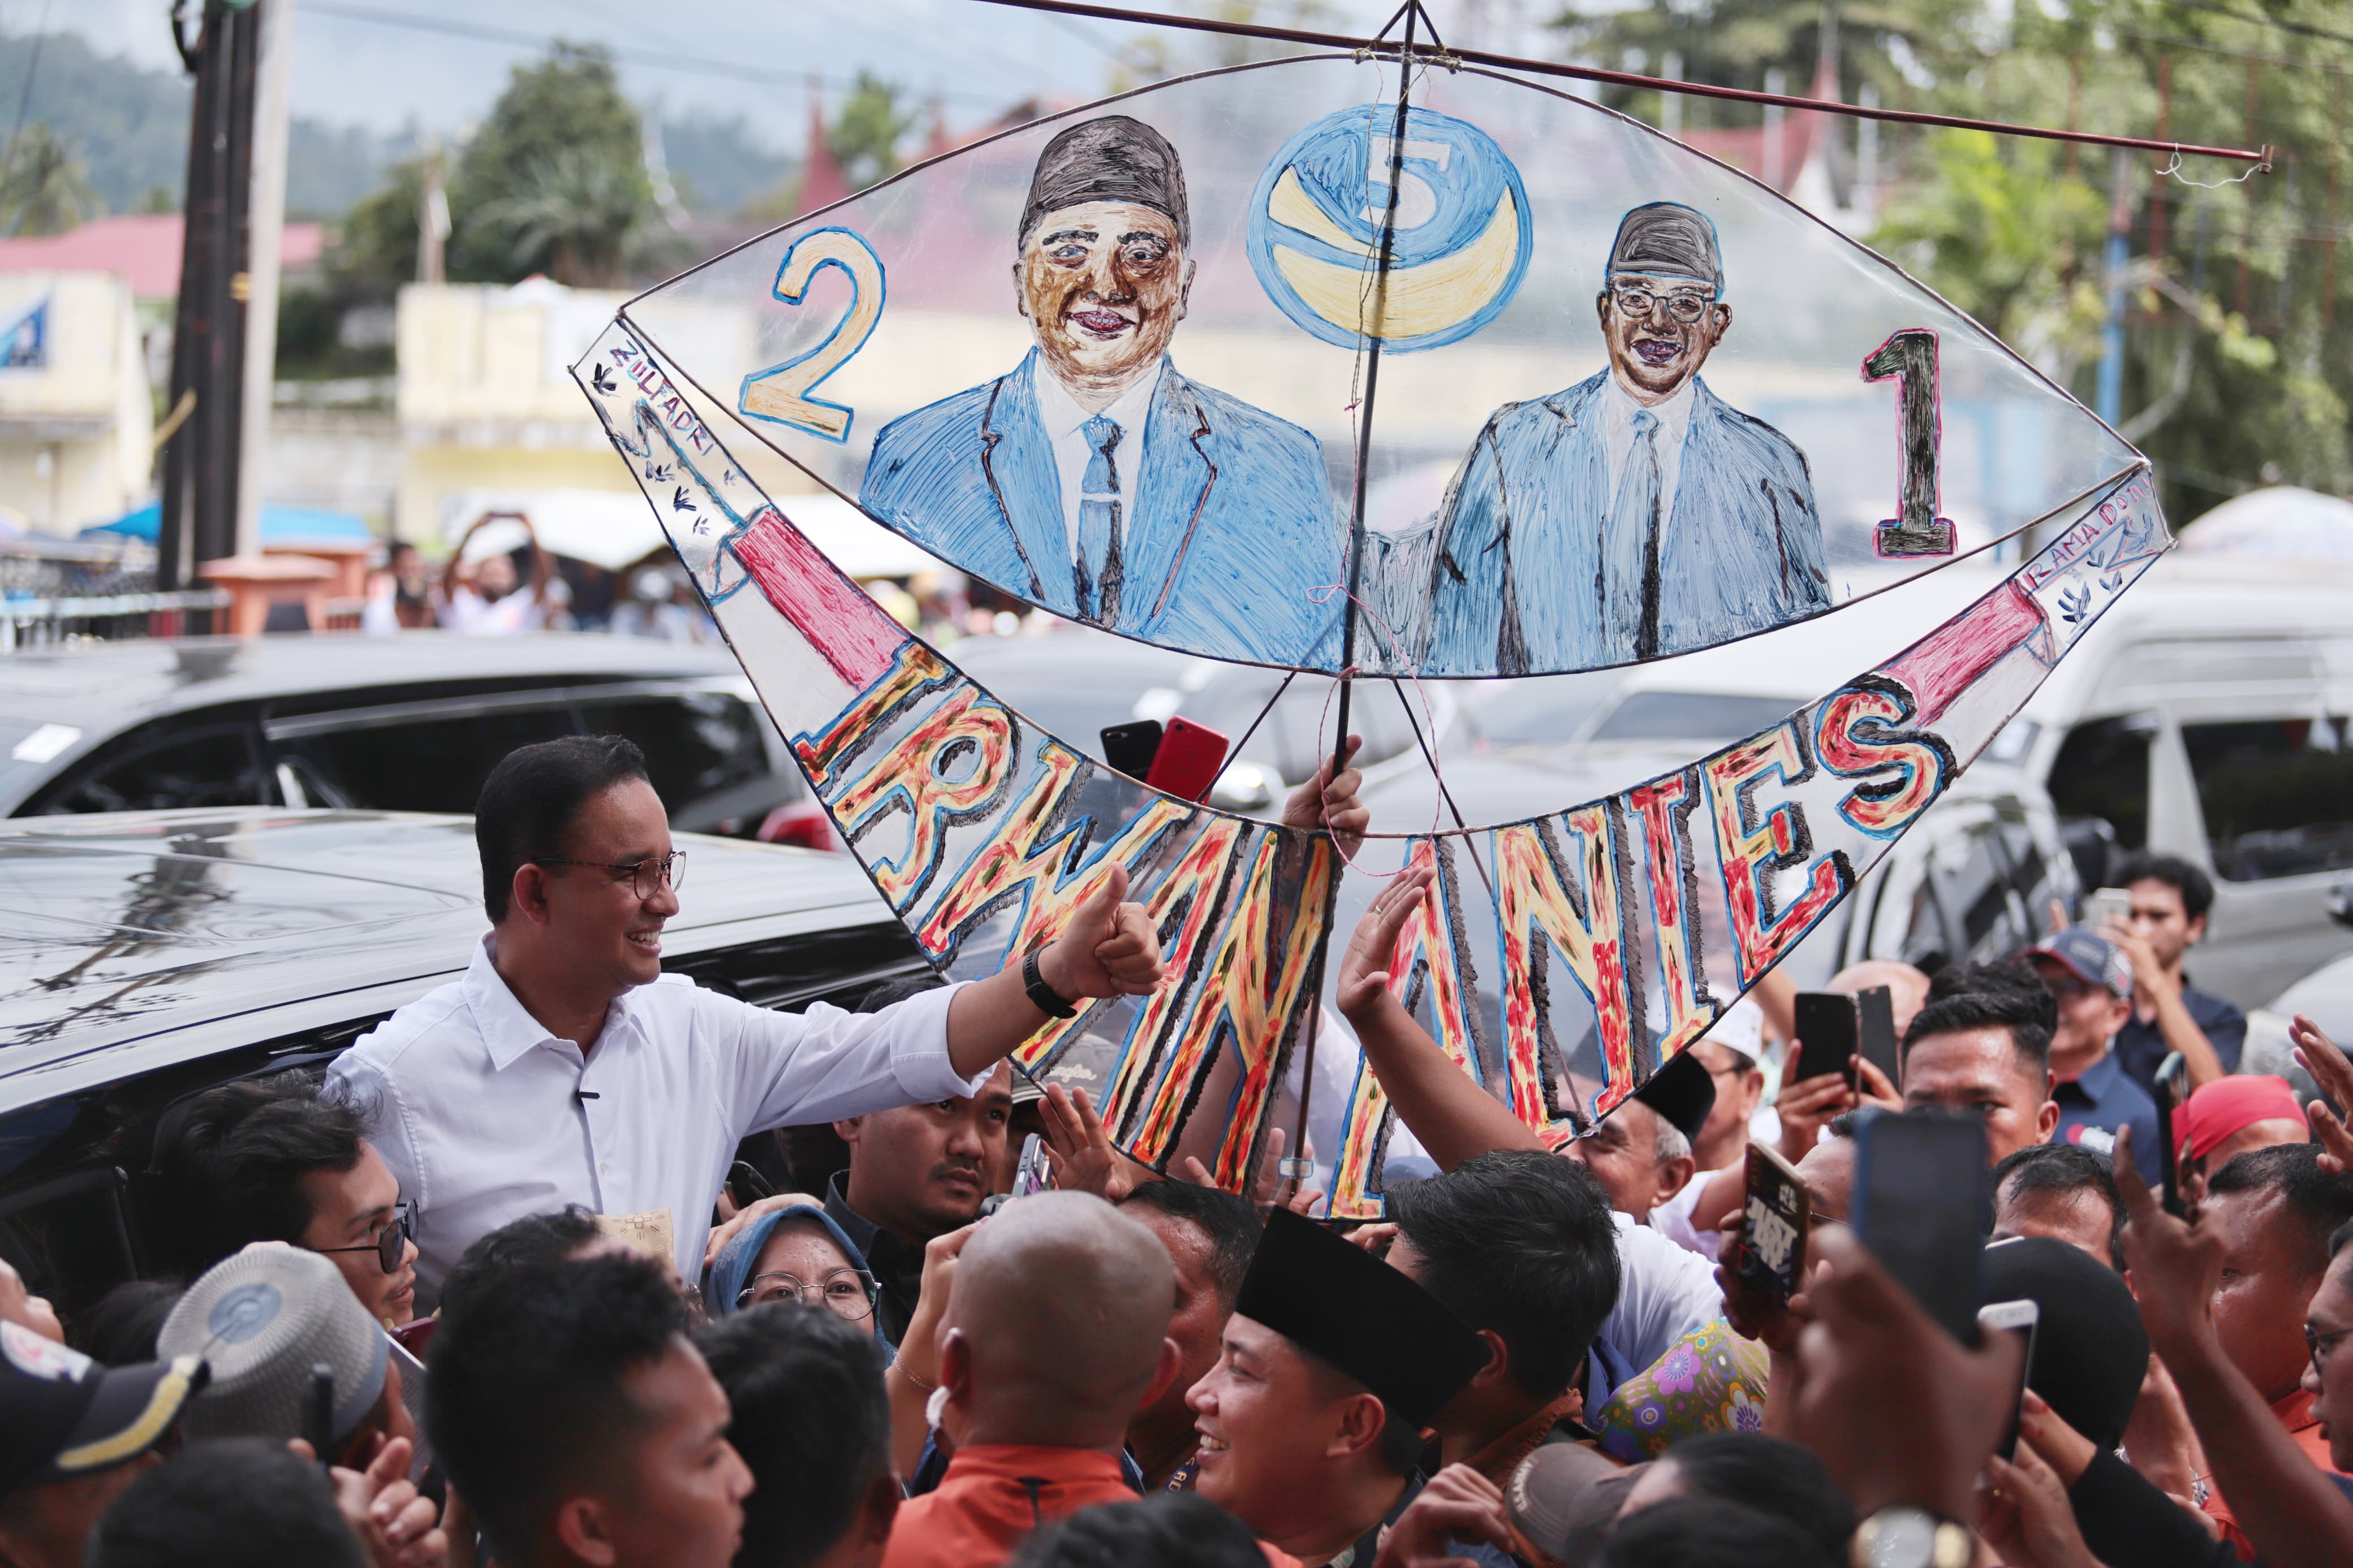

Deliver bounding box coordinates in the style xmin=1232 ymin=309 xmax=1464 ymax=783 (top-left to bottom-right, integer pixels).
xmin=1292 ymin=2 xmax=1423 ymax=1212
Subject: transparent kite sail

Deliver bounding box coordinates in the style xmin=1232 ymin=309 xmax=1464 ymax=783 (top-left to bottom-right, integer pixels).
xmin=577 ymin=320 xmax=2168 ymax=1216
xmin=623 ymin=54 xmax=2147 ymax=680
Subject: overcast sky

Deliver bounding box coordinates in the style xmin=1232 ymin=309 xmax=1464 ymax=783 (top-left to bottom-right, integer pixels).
xmin=37 ymin=0 xmax=1560 ymax=150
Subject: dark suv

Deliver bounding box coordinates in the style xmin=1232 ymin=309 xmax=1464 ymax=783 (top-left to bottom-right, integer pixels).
xmin=0 ymin=807 xmax=923 ymax=1318
xmin=0 ymin=633 xmax=807 ymax=837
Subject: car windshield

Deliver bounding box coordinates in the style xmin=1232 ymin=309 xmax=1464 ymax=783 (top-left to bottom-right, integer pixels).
xmin=1587 ymin=692 xmax=1803 ymax=742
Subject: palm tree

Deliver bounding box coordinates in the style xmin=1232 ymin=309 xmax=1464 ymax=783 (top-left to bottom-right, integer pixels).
xmin=0 ymin=123 xmax=96 ymax=236
xmin=466 ymin=146 xmax=650 ymax=286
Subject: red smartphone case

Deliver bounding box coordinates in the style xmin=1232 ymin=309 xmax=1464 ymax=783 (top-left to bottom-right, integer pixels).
xmin=1145 ymin=716 xmax=1231 ymax=802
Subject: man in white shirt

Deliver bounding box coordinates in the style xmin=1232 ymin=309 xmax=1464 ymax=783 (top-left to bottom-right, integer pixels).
xmin=327 ymin=733 xmax=1162 ymax=1304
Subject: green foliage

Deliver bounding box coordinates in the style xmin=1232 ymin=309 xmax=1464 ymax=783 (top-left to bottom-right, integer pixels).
xmin=828 ymin=71 xmax=918 ymax=192
xmin=448 ymin=41 xmax=651 ymax=283
xmin=0 ymin=123 xmax=96 ymax=235
xmin=325 ymin=155 xmax=428 ymax=300
xmin=1871 ymin=130 xmax=2109 ymax=379
xmin=1554 ymin=0 xmax=2353 ymax=513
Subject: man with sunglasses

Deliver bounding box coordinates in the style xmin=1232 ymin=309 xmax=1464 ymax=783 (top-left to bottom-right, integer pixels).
xmin=1411 ymin=200 xmax=1829 ymax=675
xmin=328 ymin=733 xmax=1164 ymax=1311
xmin=2027 ymin=926 xmax=2163 ymax=1187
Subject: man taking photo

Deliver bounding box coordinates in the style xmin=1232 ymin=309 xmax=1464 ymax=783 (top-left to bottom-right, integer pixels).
xmin=330 ymin=734 xmax=1164 ymax=1302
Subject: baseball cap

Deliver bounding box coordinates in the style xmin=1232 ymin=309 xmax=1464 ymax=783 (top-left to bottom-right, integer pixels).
xmin=1506 ymin=1441 xmax=1643 ymax=1568
xmin=158 ymin=1245 xmax=387 ymax=1449
xmin=2026 ymin=927 xmax=2134 ymax=999
xmin=0 ymin=1320 xmax=205 ymax=1495
xmin=2177 ymin=1074 xmax=2307 ymax=1163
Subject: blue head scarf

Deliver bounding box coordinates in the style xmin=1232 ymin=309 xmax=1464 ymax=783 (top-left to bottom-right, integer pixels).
xmin=706 ymin=1203 xmax=879 ymax=1325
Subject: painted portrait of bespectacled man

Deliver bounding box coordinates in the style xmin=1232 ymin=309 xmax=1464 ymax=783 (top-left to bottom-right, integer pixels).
xmin=1403 ymin=201 xmax=1831 ymax=675
xmin=859 ymin=114 xmax=1344 ymax=667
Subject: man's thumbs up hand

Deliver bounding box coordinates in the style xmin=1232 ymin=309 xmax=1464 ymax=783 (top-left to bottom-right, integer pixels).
xmin=1037 ymin=864 xmax=1165 ymax=1005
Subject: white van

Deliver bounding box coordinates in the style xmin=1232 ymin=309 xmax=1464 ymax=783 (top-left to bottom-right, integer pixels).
xmin=1541 ymin=554 xmax=2353 ymax=1007
xmin=2011 ymin=555 xmax=2353 ymax=1007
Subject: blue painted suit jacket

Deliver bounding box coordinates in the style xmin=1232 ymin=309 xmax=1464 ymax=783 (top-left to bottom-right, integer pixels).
xmin=859 ymin=351 xmax=1343 ymax=667
xmin=1419 ymin=371 xmax=1831 ymax=675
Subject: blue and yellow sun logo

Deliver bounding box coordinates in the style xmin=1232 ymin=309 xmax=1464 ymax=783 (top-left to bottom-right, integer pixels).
xmin=1248 ymin=103 xmax=1531 ymax=355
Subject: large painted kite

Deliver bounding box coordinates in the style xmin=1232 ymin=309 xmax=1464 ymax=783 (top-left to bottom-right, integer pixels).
xmin=578 ymin=45 xmax=2170 ymax=1215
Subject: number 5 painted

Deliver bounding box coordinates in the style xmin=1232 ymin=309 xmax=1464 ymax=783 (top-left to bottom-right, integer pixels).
xmin=1861 ymin=327 xmax=1956 ymax=558
xmin=740 ymin=227 xmax=886 ymax=443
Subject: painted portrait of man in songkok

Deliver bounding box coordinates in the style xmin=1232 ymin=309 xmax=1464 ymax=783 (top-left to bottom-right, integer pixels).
xmin=859 ymin=115 xmax=1344 ymax=666
xmin=1411 ymin=201 xmax=1830 ymax=674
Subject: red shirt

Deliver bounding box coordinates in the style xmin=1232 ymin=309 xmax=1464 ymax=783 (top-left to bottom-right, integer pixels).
xmin=2197 ymin=1388 xmax=2347 ymax=1560
xmin=880 ymin=1445 xmax=1139 ymax=1568
xmin=878 ymin=1444 xmax=1302 ymax=1568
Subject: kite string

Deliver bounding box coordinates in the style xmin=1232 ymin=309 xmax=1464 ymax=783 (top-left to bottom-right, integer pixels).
xmin=2157 ymin=146 xmax=2272 ymax=187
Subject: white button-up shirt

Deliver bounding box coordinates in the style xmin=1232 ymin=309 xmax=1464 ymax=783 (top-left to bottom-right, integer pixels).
xmin=1033 ymin=354 xmax=1163 ymax=562
xmin=1601 ymin=373 xmax=1697 ymax=521
xmin=326 ymin=937 xmax=977 ymax=1304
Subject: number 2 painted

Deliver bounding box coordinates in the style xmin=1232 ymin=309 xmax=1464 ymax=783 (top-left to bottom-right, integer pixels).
xmin=1861 ymin=328 xmax=1956 ymax=558
xmin=740 ymin=227 xmax=886 ymax=444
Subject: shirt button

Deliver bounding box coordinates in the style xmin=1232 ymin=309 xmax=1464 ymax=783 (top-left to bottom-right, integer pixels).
xmin=599 ymin=1163 xmax=610 ymax=1175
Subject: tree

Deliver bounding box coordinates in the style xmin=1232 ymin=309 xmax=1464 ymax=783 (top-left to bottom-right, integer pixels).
xmin=468 ymin=145 xmax=649 ymax=287
xmin=449 ymin=41 xmax=651 ymax=282
xmin=0 ymin=122 xmax=96 ymax=236
xmin=828 ymin=71 xmax=917 ymax=192
xmin=325 ymin=154 xmax=427 ymax=300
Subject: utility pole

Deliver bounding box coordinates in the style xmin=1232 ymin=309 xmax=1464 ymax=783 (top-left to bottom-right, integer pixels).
xmin=158 ymin=0 xmax=262 ymax=594
xmin=235 ymin=0 xmax=292 ymax=560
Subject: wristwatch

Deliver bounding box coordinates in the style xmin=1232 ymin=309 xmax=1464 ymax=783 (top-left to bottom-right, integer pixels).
xmin=1850 ymin=1509 xmax=1971 ymax=1568
xmin=1022 ymin=948 xmax=1078 ymax=1019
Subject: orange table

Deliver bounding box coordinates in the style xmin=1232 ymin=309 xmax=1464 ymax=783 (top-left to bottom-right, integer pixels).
xmin=265 ymin=539 xmax=372 ymax=601
xmin=197 ymin=555 xmax=339 ymax=637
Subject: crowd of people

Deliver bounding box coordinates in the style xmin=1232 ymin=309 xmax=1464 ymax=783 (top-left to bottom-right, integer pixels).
xmin=4 ymin=736 xmax=2352 ymax=1568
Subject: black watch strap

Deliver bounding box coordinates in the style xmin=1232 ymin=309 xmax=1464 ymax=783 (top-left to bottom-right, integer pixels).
xmin=1023 ymin=948 xmax=1078 ymax=1019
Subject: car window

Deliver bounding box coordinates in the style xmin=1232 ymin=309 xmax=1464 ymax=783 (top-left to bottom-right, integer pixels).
xmin=1587 ymin=692 xmax=1800 ymax=743
xmin=2046 ymin=717 xmax=2151 ymax=853
xmin=1933 ymin=817 xmax=2026 ymax=960
xmin=576 ymin=692 xmax=771 ymax=811
xmin=25 ymin=724 xmax=270 ymax=815
xmin=2183 ymin=717 xmax=2353 ymax=882
xmin=278 ymin=705 xmax=575 ymax=814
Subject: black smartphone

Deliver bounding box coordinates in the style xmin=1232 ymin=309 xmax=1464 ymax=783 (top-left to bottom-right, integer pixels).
xmin=1737 ymin=1142 xmax=1812 ymax=1306
xmin=1100 ymin=720 xmax=1163 ymax=781
xmin=1856 ymin=985 xmax=1899 ymax=1092
xmin=1977 ymin=1294 xmax=2041 ymax=1462
xmin=1791 ymin=991 xmax=1861 ymax=1090
xmin=2153 ymin=1050 xmax=2188 ymax=1216
xmin=1852 ymin=1109 xmax=1992 ymax=1346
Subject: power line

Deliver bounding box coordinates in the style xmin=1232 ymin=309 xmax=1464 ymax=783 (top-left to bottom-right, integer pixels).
xmin=7 ymin=0 xmax=50 ymax=152
xmin=966 ymin=0 xmax=2269 ymax=163
xmin=299 ymin=0 xmax=1012 ymax=108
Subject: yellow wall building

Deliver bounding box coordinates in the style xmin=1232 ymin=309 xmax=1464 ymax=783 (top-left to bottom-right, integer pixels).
xmin=0 ymin=272 xmax=154 ymax=535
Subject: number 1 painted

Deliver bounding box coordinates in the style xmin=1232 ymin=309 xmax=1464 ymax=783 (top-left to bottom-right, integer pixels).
xmin=740 ymin=227 xmax=886 ymax=443
xmin=1862 ymin=327 xmax=1956 ymax=558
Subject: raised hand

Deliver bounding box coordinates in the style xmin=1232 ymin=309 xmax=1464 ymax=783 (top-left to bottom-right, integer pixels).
xmin=1038 ymin=865 xmax=1165 ymax=1001
xmin=1371 ymin=1463 xmax=1516 ymax=1568
xmin=2111 ymin=1124 xmax=2226 ymax=1356
xmin=2292 ymin=1014 xmax=2353 ymax=1176
xmin=1283 ymin=733 xmax=1369 ymax=859
xmin=1335 ymin=865 xmax=1432 ymax=1021
xmin=702 ymin=1190 xmax=826 ymax=1272
xmin=1793 ymin=1225 xmax=2026 ymax=1522
xmin=1040 ymin=1084 xmax=1136 ymax=1203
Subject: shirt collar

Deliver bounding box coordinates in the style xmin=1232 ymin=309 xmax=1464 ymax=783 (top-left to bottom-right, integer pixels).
xmin=2058 ymin=1048 xmax=2124 ymax=1098
xmin=1604 ymin=370 xmax=1697 ymax=446
xmin=463 ymin=935 xmax=640 ymax=1070
xmin=1031 ymin=352 xmax=1165 ymax=446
